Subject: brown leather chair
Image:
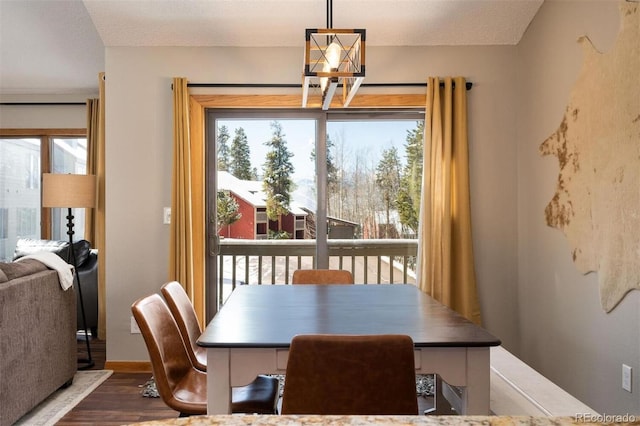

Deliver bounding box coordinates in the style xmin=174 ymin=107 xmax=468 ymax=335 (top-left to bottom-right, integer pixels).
xmin=161 ymin=281 xmax=207 ymax=371
xmin=291 ymin=269 xmax=354 ymax=284
xmin=131 ymin=293 xmax=280 ymax=415
xmin=281 ymin=334 xmax=419 ymax=415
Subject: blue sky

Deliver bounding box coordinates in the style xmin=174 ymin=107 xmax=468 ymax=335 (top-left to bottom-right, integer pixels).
xmin=217 ymin=119 xmax=421 ymax=181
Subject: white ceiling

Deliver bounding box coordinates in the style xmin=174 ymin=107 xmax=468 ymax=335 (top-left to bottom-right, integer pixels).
xmin=0 ymin=0 xmax=543 ymax=96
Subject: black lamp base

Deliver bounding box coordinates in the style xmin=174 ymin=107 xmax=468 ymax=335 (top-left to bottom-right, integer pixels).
xmin=78 ymin=358 xmax=95 ymax=370
xmin=65 ymin=208 xmax=94 ymax=370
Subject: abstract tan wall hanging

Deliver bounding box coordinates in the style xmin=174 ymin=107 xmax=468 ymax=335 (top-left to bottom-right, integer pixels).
xmin=539 ymin=1 xmax=639 ymax=312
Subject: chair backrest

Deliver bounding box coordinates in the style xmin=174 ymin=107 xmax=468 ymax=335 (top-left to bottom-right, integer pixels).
xmin=131 ymin=293 xmax=206 ymax=414
xmin=161 ymin=281 xmax=206 ymax=371
xmin=281 ymin=334 xmax=418 ymax=415
xmin=291 ymin=269 xmax=354 ymax=285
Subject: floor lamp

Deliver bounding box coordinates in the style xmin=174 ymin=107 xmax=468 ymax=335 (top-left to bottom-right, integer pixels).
xmin=43 ymin=173 xmax=97 ymax=370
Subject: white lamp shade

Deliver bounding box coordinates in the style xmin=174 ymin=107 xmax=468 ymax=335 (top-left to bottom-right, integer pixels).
xmin=42 ymin=173 xmax=97 ymax=208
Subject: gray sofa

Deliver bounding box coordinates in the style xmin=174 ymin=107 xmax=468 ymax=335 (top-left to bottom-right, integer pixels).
xmin=13 ymin=238 xmax=99 ymax=336
xmin=0 ymin=259 xmax=77 ymax=426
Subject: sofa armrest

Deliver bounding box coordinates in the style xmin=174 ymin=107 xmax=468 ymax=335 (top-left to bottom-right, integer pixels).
xmin=0 ymin=269 xmax=76 ymax=425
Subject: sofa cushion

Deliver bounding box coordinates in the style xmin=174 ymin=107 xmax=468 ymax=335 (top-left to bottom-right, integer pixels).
xmin=13 ymin=238 xmax=92 ymax=267
xmin=0 ymin=268 xmax=7 ymax=283
xmin=0 ymin=259 xmax=48 ymax=281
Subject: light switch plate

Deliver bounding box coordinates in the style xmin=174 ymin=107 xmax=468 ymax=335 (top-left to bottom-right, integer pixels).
xmin=163 ymin=207 xmax=171 ymax=224
xmin=622 ymin=364 xmax=632 ymax=392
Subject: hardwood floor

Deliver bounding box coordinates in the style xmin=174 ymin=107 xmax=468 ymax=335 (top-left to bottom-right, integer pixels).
xmin=57 ymin=335 xmax=453 ymax=424
xmin=57 ymin=336 xmax=178 ymax=425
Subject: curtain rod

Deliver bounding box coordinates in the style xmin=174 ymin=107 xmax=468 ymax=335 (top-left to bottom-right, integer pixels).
xmin=0 ymin=102 xmax=86 ymax=106
xmin=185 ymin=81 xmax=473 ymax=90
xmin=1 ymin=81 xmax=473 ymax=106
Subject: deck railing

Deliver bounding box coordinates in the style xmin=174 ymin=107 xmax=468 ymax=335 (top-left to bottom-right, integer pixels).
xmin=216 ymin=238 xmax=418 ymax=306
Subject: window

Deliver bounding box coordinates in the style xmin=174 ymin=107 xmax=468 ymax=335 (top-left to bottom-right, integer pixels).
xmin=211 ymin=110 xmax=422 ymax=244
xmin=214 ymin=115 xmax=317 ymax=241
xmin=0 ymin=137 xmax=42 ymax=261
xmin=0 ymin=130 xmax=86 ymax=261
xmin=50 ymin=137 xmax=88 ymax=241
xmin=207 ymin=109 xmax=422 ymax=298
xmin=16 ymin=208 xmax=38 ymax=237
xmin=325 ymin=116 xmax=424 ymax=240
xmin=0 ymin=208 xmax=8 ymax=260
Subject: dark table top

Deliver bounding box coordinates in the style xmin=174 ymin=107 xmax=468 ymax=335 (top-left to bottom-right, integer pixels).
xmin=198 ymin=284 xmax=501 ymax=348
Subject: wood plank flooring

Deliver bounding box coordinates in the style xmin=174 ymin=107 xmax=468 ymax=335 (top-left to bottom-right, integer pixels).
xmin=57 ymin=335 xmax=453 ymax=425
xmin=57 ymin=337 xmax=178 ymax=425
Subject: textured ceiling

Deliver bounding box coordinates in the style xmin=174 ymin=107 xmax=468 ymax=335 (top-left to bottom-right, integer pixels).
xmin=0 ymin=0 xmax=543 ymax=95
xmin=83 ymin=0 xmax=544 ymax=47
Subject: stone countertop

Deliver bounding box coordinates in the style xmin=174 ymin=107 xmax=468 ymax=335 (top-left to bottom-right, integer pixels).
xmin=128 ymin=415 xmax=627 ymax=426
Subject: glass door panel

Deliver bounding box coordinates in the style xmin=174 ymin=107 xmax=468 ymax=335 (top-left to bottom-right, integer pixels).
xmin=326 ymin=116 xmax=423 ymax=283
xmin=211 ymin=113 xmax=318 ymax=306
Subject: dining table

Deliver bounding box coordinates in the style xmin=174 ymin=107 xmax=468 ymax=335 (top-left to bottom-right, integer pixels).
xmin=197 ymin=284 xmax=501 ymax=415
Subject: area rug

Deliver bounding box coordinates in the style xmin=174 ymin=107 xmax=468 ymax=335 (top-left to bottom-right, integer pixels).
xmin=15 ymin=369 xmax=113 ymax=426
xmin=140 ymin=376 xmax=159 ymax=398
xmin=141 ymin=373 xmax=434 ymax=398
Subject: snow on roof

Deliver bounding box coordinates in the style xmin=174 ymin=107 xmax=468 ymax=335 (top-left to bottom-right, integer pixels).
xmin=218 ymin=171 xmax=264 ymax=206
xmin=217 ymin=171 xmax=307 ymax=216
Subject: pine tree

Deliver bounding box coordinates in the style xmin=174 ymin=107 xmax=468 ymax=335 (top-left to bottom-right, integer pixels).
xmin=230 ymin=127 xmax=253 ymax=180
xmin=262 ymin=121 xmax=295 ymax=233
xmin=216 ymin=190 xmax=241 ymax=234
xmin=217 ymin=125 xmax=231 ymax=172
xmin=397 ymin=121 xmax=424 ymax=235
xmin=375 ymin=146 xmax=402 ymax=238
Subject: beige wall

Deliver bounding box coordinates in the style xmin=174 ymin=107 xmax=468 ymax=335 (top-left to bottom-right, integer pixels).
xmin=516 ymin=0 xmax=639 ymax=414
xmin=0 ymin=106 xmax=84 ymax=128
xmin=104 ymin=44 xmax=521 ymax=363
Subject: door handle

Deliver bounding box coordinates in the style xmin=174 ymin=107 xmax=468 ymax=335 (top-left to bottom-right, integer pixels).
xmin=209 ymin=234 xmax=220 ymax=256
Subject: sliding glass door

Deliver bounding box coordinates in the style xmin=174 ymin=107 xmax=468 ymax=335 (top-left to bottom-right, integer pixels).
xmin=206 ymin=109 xmax=423 ymax=313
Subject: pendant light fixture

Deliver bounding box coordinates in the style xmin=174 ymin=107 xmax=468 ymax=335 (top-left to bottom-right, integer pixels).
xmin=302 ymin=0 xmax=365 ymax=110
